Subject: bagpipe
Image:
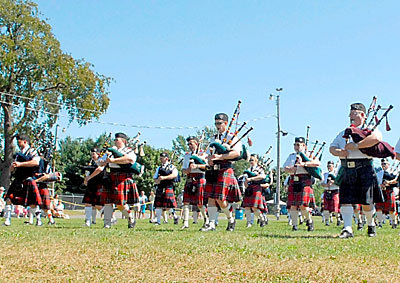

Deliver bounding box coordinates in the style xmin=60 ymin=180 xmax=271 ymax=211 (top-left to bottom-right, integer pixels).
xmin=327 ymin=173 xmax=336 ymax=182
xmin=243 ymin=169 xmax=270 ymax=185
xmin=259 ymin=146 xmax=273 ymax=169
xmin=208 ymin=100 xmax=254 ymax=161
xmin=106 ymin=147 xmax=145 ymax=176
xmin=382 ymin=170 xmax=397 ymax=190
xmin=189 ymin=130 xmax=207 ymax=165
xmin=14 ymin=151 xmax=33 ymax=162
xmin=99 ymin=132 xmax=145 ymax=176
xmin=297 ymin=127 xmax=325 ymax=180
xmin=343 ymin=99 xmax=395 ymax=158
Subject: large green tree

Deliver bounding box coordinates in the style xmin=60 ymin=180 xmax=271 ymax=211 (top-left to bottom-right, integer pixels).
xmin=0 ymin=0 xmax=111 ymax=187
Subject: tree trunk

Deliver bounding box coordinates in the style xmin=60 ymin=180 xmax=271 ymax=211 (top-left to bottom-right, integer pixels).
xmin=0 ymin=104 xmax=14 ymax=189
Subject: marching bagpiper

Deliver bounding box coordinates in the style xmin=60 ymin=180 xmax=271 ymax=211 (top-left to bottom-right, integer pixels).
xmin=181 ymin=136 xmax=209 ymax=229
xmin=375 ymin=158 xmax=398 ymax=229
xmin=82 ymin=148 xmax=104 ymax=227
xmin=99 ymin=132 xmax=140 ymax=229
xmin=321 ymin=161 xmax=341 ymax=226
xmin=202 ymin=112 xmax=243 ymax=232
xmin=3 ymin=134 xmax=43 ymax=226
xmin=283 ymin=137 xmax=320 ymax=231
xmin=153 ymin=152 xmax=179 ymax=225
xmin=330 ymin=103 xmax=385 ymax=238
xmin=241 ymin=154 xmax=268 ymax=228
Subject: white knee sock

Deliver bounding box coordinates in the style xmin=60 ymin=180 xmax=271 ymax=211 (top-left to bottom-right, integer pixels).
xmin=28 ymin=207 xmax=35 ymax=224
xmin=221 ymin=206 xmax=233 ymax=223
xmin=199 ymin=206 xmax=209 ymax=224
xmin=121 ymin=208 xmax=134 ymax=223
xmin=301 ymin=209 xmax=311 ymax=222
xmin=35 ymin=207 xmax=41 ymax=222
xmin=363 ymin=207 xmax=376 ymax=227
xmin=207 ymin=206 xmax=217 ymax=228
xmin=85 ymin=207 xmax=92 ymax=222
xmin=341 ymin=205 xmax=354 ymax=232
xmin=389 ymin=212 xmax=396 ymax=224
xmin=323 ymin=211 xmax=330 ymax=223
xmin=5 ymin=205 xmax=12 ymax=222
xmin=103 ymin=205 xmax=113 ymax=226
xmin=183 ymin=205 xmax=190 ymax=226
xmin=290 ymin=210 xmax=299 ymax=226
xmin=354 ymin=209 xmax=361 ymax=224
xmin=376 ymin=210 xmax=384 ymax=225
xmin=162 ymin=210 xmax=168 ymax=222
xmin=245 ymin=208 xmax=252 ymax=224
xmin=156 ymin=208 xmax=162 ymax=224
xmin=91 ymin=208 xmax=97 ymax=223
xmin=193 ymin=211 xmax=198 ymax=223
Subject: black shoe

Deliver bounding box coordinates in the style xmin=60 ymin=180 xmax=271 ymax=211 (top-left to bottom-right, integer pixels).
xmin=307 ymin=221 xmax=314 ymax=231
xmin=367 ymin=225 xmax=376 ymax=237
xmin=264 ymin=217 xmax=269 ymax=225
xmin=128 ymin=221 xmax=136 ymax=229
xmin=337 ymin=219 xmax=342 ymax=226
xmin=174 ymin=217 xmax=179 ymax=225
xmin=48 ymin=220 xmax=55 ymax=225
xmin=357 ymin=222 xmax=363 ymax=231
xmin=339 ymin=229 xmax=354 ymax=239
xmin=260 ymin=220 xmax=266 ymax=228
xmin=325 ymin=222 xmax=330 ymax=226
xmin=226 ymin=220 xmax=236 ymax=232
xmin=292 ymin=225 xmax=298 ymax=231
xmin=392 ymin=224 xmax=397 ymax=229
xmin=378 ymin=224 xmax=383 ymax=229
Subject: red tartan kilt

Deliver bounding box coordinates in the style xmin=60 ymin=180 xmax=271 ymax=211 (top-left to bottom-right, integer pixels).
xmin=287 ymin=177 xmax=315 ymax=209
xmin=375 ymin=189 xmax=396 ymax=213
xmin=205 ymin=168 xmax=241 ymax=202
xmin=183 ymin=174 xmax=206 ymax=206
xmin=6 ymin=178 xmax=42 ymax=206
xmin=38 ymin=183 xmax=51 ymax=210
xmin=83 ymin=182 xmax=103 ymax=206
xmin=323 ymin=190 xmax=340 ymax=213
xmin=101 ymin=172 xmax=139 ymax=205
xmin=241 ymin=184 xmax=264 ymax=209
xmin=154 ymin=186 xmax=177 ymax=208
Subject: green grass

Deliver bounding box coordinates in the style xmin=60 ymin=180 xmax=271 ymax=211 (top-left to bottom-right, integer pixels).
xmin=0 ymin=216 xmax=399 ymax=282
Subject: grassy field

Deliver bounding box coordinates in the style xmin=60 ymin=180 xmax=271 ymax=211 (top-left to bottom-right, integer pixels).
xmin=0 ymin=215 xmax=399 ymax=282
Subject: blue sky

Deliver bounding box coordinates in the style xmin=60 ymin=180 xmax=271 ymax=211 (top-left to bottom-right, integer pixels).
xmin=35 ymin=0 xmax=400 ymax=168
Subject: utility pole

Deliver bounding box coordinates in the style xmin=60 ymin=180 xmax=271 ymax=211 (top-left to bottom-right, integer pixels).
xmin=270 ymin=88 xmax=283 ymax=220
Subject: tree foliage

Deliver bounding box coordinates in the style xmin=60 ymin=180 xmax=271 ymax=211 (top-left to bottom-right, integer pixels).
xmin=0 ymin=0 xmax=111 ymax=187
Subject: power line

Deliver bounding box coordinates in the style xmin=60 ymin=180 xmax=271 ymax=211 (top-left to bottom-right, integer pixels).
xmin=0 ymin=99 xmax=275 ymax=130
xmin=0 ymin=91 xmax=102 ymax=114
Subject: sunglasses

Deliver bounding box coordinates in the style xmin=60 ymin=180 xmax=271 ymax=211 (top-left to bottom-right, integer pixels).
xmin=293 ymin=143 xmax=303 ymax=146
xmin=214 ymin=122 xmax=224 ymax=125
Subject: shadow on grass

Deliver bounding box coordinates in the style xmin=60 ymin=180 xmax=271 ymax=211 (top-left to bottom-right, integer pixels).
xmin=257 ymin=233 xmax=339 ymax=239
